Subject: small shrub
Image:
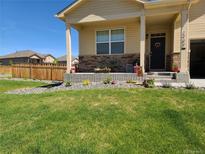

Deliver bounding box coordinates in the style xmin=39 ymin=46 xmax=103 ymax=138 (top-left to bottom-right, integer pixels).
xmin=162 ymin=82 xmax=172 ymax=88
xmin=103 ymin=77 xmax=112 ymax=84
xmin=82 ymin=80 xmax=91 ymax=86
xmin=65 ymin=81 xmax=72 ymax=87
xmin=185 ymin=83 xmax=196 ymax=90
xmin=53 ymin=59 xmax=59 ymax=64
xmin=143 ymin=79 xmax=155 ymax=88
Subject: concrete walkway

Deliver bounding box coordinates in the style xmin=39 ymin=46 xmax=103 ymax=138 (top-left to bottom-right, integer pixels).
xmin=155 ymin=79 xmax=205 ymax=89
xmin=190 ymin=79 xmax=205 ymax=88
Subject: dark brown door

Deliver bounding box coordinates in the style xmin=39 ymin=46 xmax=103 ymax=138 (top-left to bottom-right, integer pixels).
xmin=150 ymin=37 xmax=166 ymax=70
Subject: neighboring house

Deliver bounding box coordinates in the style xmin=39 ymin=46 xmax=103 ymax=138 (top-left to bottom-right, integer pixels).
xmin=57 ymin=55 xmax=79 ymax=65
xmin=43 ymin=54 xmax=56 ymax=63
xmin=0 ymin=50 xmax=55 ymax=65
xmin=56 ymin=0 xmax=205 ymax=78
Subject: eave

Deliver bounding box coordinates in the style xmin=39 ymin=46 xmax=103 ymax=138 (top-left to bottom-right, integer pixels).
xmin=55 ymin=0 xmax=145 ymax=21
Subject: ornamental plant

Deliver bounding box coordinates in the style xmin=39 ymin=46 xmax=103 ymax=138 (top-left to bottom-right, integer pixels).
xmin=143 ymin=79 xmax=155 ymax=88
xmin=103 ymin=77 xmax=112 ymax=84
xmin=172 ymin=64 xmax=180 ymax=73
xmin=82 ymin=80 xmax=91 ymax=86
xmin=65 ymin=81 xmax=72 ymax=87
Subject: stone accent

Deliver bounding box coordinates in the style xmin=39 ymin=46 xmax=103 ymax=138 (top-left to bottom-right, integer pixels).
xmin=79 ymin=54 xmax=140 ymax=72
xmin=64 ymin=73 xmax=144 ymax=83
xmin=176 ymin=72 xmax=190 ymax=83
xmin=166 ymin=54 xmax=171 ymax=71
xmin=170 ymin=53 xmax=190 ymax=71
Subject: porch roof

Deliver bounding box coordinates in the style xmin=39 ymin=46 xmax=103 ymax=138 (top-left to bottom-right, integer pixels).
xmin=55 ymin=0 xmax=199 ymax=21
xmin=56 ymin=0 xmax=144 ymax=20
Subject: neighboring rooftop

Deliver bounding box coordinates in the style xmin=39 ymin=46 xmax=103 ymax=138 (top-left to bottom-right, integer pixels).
xmin=57 ymin=55 xmax=76 ymax=62
xmin=0 ymin=50 xmax=52 ymax=59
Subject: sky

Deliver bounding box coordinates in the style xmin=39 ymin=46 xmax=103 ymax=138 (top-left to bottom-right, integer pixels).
xmin=0 ymin=0 xmax=79 ymax=58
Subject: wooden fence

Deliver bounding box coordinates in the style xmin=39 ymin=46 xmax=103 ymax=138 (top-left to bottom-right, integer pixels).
xmin=12 ymin=64 xmax=67 ymax=81
xmin=0 ymin=65 xmax=12 ymax=74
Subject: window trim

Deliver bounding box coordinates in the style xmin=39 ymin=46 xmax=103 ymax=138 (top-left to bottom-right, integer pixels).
xmin=95 ymin=28 xmax=125 ymax=55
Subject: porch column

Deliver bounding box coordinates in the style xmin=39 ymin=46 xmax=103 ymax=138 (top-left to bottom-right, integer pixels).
xmin=66 ymin=22 xmax=72 ymax=73
xmin=140 ymin=15 xmax=146 ymax=73
xmin=180 ymin=9 xmax=189 ymax=72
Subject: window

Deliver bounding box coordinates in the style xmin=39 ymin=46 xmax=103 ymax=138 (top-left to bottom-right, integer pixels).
xmin=96 ymin=30 xmax=109 ymax=54
xmin=96 ymin=29 xmax=124 ymax=55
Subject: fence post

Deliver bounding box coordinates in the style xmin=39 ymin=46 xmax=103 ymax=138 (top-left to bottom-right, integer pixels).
xmin=51 ymin=64 xmax=53 ymax=80
xmin=11 ymin=65 xmax=14 ymax=78
xmin=29 ymin=64 xmax=32 ymax=79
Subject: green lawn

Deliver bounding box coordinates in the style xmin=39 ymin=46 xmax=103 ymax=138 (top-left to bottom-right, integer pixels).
xmin=0 ymin=81 xmax=205 ymax=153
xmin=0 ymin=80 xmax=46 ymax=92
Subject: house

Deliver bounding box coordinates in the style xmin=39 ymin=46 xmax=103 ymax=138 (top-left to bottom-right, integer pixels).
xmin=43 ymin=54 xmax=56 ymax=63
xmin=57 ymin=55 xmax=79 ymax=65
xmin=0 ymin=50 xmax=55 ymax=65
xmin=56 ymin=0 xmax=205 ymax=79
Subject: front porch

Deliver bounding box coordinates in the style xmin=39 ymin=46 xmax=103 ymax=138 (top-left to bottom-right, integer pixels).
xmin=64 ymin=6 xmax=190 ymax=82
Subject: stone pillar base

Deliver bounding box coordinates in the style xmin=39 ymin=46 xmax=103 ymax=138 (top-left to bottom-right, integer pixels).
xmin=176 ymin=72 xmax=190 ymax=83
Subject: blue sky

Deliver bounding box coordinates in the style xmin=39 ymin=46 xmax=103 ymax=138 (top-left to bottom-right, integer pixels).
xmin=0 ymin=0 xmax=79 ymax=58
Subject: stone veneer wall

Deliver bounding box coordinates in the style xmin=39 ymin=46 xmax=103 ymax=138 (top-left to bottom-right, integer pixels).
xmin=166 ymin=55 xmax=171 ymax=71
xmin=78 ymin=53 xmax=190 ymax=72
xmin=169 ymin=53 xmax=190 ymax=71
xmin=79 ymin=54 xmax=140 ymax=72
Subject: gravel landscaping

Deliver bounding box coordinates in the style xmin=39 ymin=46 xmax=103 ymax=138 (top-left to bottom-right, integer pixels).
xmin=5 ymin=81 xmax=142 ymax=94
xmin=4 ymin=80 xmax=204 ymax=95
xmin=0 ymin=77 xmax=52 ymax=84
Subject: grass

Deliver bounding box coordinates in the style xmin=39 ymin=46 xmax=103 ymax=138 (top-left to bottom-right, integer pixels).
xmin=0 ymin=81 xmax=205 ymax=153
xmin=0 ymin=79 xmax=46 ymax=92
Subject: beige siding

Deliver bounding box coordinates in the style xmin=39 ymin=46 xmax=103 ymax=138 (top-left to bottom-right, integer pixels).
xmin=79 ymin=20 xmax=140 ymax=55
xmin=67 ymin=0 xmax=142 ymax=23
xmin=173 ymin=14 xmax=181 ymax=53
xmin=44 ymin=56 xmax=55 ymax=63
xmin=189 ymin=0 xmax=205 ymax=39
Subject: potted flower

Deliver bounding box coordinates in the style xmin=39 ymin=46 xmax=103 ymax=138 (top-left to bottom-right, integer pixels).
xmin=136 ymin=65 xmax=143 ymax=77
xmin=172 ymin=64 xmax=180 ymax=73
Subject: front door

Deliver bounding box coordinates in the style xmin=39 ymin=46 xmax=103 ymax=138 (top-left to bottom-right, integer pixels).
xmin=150 ymin=37 xmax=166 ymax=70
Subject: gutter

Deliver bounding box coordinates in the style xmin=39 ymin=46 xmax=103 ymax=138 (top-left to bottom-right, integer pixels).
xmin=144 ymin=0 xmax=189 ymax=9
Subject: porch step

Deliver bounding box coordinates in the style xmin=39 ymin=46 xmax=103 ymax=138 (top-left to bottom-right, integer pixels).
xmin=147 ymin=72 xmax=175 ymax=76
xmin=147 ymin=75 xmax=173 ymax=79
xmin=146 ymin=72 xmax=176 ymax=82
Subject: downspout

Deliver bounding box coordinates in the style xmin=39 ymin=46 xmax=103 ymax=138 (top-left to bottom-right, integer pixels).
xmin=187 ymin=0 xmax=192 ymax=10
xmin=187 ymin=0 xmax=192 ymax=71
